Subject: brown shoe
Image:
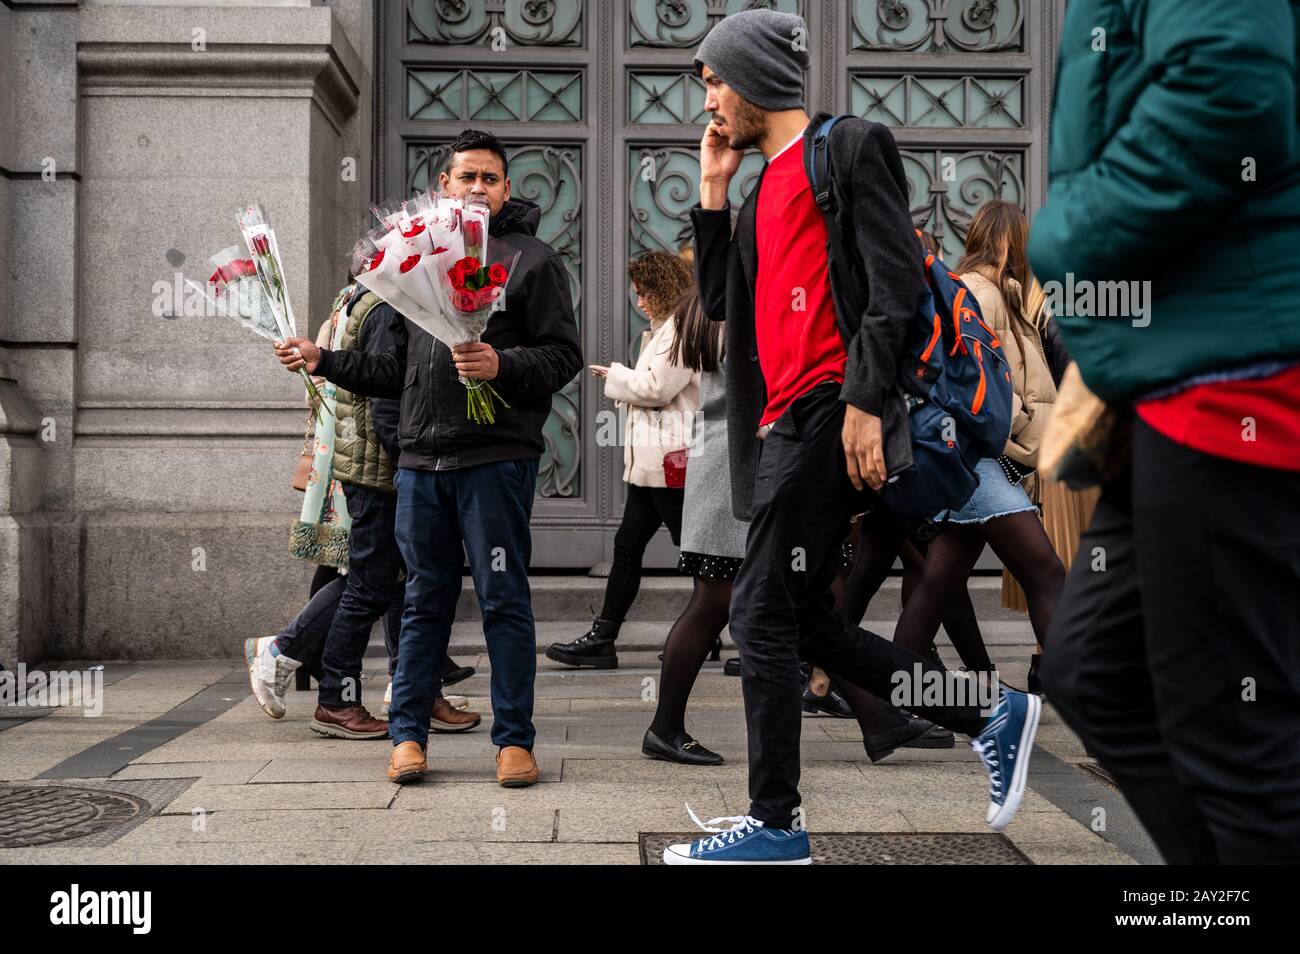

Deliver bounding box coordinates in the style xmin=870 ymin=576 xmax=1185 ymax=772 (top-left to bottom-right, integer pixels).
xmin=496 ymin=745 xmax=540 ymax=787
xmin=387 ymin=741 xmax=427 ymax=784
xmin=431 ymin=696 xmax=481 ymax=733
xmin=309 ymin=703 xmax=389 ymax=740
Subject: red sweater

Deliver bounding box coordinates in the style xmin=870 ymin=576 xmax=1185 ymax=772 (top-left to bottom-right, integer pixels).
xmin=1136 ymin=364 xmax=1300 ymax=471
xmin=754 ymin=136 xmax=847 ymax=427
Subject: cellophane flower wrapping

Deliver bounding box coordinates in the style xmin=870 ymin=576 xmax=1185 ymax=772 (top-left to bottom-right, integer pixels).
xmin=352 ymin=192 xmax=523 ymax=424
xmin=234 ymin=203 xmax=329 ymax=419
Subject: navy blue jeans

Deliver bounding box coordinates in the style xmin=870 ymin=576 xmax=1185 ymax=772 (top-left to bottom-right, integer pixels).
xmin=318 ymin=483 xmax=404 ymax=708
xmin=390 ymin=460 xmax=538 ymax=749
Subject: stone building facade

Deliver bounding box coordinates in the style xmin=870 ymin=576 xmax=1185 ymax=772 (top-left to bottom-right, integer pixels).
xmin=0 ymin=0 xmax=1063 ymax=663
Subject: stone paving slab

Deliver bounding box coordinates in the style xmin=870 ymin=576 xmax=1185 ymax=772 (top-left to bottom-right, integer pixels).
xmin=161 ymin=781 xmax=399 ymax=814
xmin=0 ymin=642 xmax=1150 ymax=865
xmin=250 ymin=756 xmax=562 ymax=785
xmin=111 ymin=760 xmax=271 ymax=785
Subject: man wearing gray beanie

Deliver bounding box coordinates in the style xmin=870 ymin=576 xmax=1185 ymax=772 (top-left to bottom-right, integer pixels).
xmin=693 ymin=8 xmax=809 ymax=113
xmin=663 ymin=8 xmax=1040 ymax=865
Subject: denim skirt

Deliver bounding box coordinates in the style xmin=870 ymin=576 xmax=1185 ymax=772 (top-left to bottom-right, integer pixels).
xmin=939 ymin=457 xmax=1038 ymax=525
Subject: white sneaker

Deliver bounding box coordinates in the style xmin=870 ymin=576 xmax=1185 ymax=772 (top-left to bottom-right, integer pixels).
xmin=383 ymin=681 xmax=393 ymax=716
xmin=244 ymin=636 xmax=301 ymax=720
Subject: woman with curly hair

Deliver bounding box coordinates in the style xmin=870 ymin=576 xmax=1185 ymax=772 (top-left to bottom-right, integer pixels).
xmin=547 ymin=251 xmax=701 ymax=669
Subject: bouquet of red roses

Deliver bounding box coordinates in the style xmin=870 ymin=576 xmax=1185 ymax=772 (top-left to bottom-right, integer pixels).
xmin=352 ymin=191 xmax=521 ymax=424
xmin=186 ymin=237 xmax=330 ymax=422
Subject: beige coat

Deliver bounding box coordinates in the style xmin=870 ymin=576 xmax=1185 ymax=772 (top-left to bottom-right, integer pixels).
xmin=603 ymin=315 xmax=701 ymax=488
xmin=960 ymin=272 xmax=1057 ymax=469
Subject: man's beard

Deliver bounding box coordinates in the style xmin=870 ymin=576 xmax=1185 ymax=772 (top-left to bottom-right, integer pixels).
xmin=719 ymin=99 xmax=767 ymax=151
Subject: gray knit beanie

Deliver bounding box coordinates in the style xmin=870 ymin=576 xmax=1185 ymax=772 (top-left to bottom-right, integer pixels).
xmin=694 ymin=9 xmax=809 ymax=111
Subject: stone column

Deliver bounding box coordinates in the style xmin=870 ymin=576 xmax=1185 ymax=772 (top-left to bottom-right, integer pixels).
xmin=0 ymin=0 xmax=79 ymax=666
xmin=0 ymin=0 xmax=372 ymax=663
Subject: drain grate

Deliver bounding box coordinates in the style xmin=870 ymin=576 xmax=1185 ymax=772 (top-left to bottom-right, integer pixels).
xmin=640 ymin=832 xmax=1032 ymax=865
xmin=0 ymin=784 xmax=150 ymax=848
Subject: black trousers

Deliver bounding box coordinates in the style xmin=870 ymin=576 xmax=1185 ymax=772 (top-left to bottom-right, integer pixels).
xmin=600 ymin=482 xmax=684 ymax=624
xmin=318 ymin=483 xmax=405 ymax=708
xmin=730 ymin=383 xmax=988 ymax=828
xmin=1045 ymin=420 xmax=1300 ymax=864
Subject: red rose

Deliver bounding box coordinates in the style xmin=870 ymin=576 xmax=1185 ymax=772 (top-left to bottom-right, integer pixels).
xmin=449 ymin=267 xmax=467 ymax=290
xmin=367 ymin=249 xmax=386 ymax=271
xmin=455 ymin=257 xmax=481 ymax=276
xmin=487 ymin=263 xmax=508 ymax=286
xmin=401 ymin=220 xmax=426 ymax=238
xmin=454 ymin=290 xmax=478 ymax=312
xmin=252 ymin=234 xmax=270 ymax=255
xmin=399 ymin=254 xmax=421 ymax=274
xmin=464 ymin=220 xmax=482 ymax=246
xmin=432 ymin=246 xmax=449 ymax=255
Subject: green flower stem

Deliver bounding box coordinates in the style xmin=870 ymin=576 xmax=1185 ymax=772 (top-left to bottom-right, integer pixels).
xmin=462 ymin=378 xmax=510 ymax=426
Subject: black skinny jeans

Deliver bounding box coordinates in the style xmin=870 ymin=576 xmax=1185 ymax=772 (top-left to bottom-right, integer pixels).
xmin=730 ymin=383 xmax=989 ymax=828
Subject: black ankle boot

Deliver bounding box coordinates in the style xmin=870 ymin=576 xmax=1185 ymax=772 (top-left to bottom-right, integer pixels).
xmin=546 ymin=617 xmax=620 ymax=669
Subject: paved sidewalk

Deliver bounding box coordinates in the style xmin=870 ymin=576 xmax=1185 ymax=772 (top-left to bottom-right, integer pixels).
xmin=0 ymin=629 xmax=1151 ymax=865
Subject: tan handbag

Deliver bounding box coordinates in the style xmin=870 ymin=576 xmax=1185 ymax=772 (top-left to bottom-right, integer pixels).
xmin=1040 ymin=362 xmax=1133 ymax=490
xmin=291 ymin=413 xmax=315 ymax=492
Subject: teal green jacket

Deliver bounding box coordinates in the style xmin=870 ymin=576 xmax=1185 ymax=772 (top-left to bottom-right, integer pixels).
xmin=1028 ymin=0 xmax=1300 ymax=399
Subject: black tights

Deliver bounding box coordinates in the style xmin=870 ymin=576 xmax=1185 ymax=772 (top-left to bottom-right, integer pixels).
xmin=649 ymin=576 xmax=732 ymax=741
xmin=827 ymin=510 xmax=996 ymax=737
xmin=893 ymin=510 xmax=1065 ymax=658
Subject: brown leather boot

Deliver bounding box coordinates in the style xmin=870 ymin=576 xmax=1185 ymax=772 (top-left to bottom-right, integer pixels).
xmin=387 ymin=741 xmax=427 ymax=784
xmin=310 ymin=703 xmax=389 ymax=740
xmin=496 ymin=745 xmax=540 ymax=787
xmin=430 ymin=696 xmax=481 ymax=733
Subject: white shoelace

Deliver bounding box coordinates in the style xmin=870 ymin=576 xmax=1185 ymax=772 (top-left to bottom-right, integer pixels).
xmin=972 ymin=738 xmax=1002 ymax=799
xmin=271 ymin=657 xmax=296 ymax=696
xmin=684 ymin=803 xmax=763 ymax=850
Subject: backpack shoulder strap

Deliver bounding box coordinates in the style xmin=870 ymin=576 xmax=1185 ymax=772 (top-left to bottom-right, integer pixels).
xmin=804 ymin=114 xmax=852 ymax=213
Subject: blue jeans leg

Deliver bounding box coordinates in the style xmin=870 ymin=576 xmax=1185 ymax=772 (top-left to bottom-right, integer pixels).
xmin=389 ymin=468 xmax=462 ymax=748
xmin=456 ymin=459 xmax=538 ymax=749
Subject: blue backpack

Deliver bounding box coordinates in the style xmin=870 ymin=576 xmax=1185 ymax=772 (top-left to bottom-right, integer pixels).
xmin=804 ymin=115 xmax=1014 ymax=520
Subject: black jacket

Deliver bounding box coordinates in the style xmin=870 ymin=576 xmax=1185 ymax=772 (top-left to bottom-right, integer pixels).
xmin=691 ymin=114 xmax=926 ymax=520
xmin=317 ymin=199 xmax=583 ymax=472
xmin=350 ymin=293 xmax=402 ymax=464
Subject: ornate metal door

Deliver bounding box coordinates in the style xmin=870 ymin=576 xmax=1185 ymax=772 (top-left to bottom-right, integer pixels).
xmin=378 ymin=0 xmax=1063 ymax=568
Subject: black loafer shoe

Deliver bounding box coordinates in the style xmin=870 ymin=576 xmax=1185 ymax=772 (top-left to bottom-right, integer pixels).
xmin=1027 ymin=654 xmax=1045 ymax=696
xmin=642 ymin=728 xmax=724 ymax=766
xmin=901 ymin=723 xmax=955 ymax=749
xmin=801 ymin=682 xmax=854 ymax=719
xmin=865 ymin=717 xmax=943 ymax=763
xmin=441 ymin=660 xmax=476 ymax=687
xmin=723 ymin=657 xmax=742 ymax=677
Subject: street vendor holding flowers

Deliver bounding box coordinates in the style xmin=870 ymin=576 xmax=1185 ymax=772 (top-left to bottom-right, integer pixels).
xmin=274 ymin=128 xmax=583 ymax=789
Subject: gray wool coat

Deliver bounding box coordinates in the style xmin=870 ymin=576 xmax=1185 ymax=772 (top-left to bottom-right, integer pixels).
xmin=680 ymin=364 xmax=750 ymax=559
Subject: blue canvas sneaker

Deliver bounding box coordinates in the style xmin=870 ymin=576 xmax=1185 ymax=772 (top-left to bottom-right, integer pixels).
xmin=972 ymin=687 xmax=1042 ymax=830
xmin=662 ymin=806 xmax=812 ymax=865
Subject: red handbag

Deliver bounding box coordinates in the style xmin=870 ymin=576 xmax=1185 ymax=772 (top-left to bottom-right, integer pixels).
xmin=663 ymin=448 xmax=689 ymax=489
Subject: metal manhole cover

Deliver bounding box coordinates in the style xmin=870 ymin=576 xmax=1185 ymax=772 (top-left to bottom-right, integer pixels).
xmin=640 ymin=832 xmax=1032 ymax=865
xmin=0 ymin=784 xmax=151 ymax=848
